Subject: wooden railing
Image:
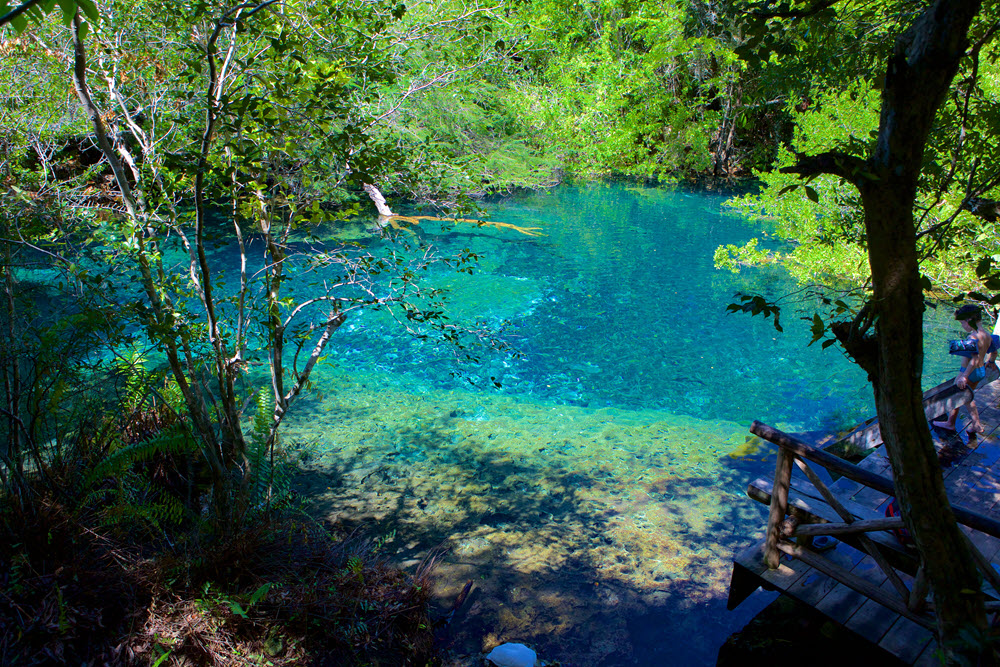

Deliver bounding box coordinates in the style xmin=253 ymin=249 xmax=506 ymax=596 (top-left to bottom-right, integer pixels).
xmin=750 ymin=420 xmax=1000 ymax=627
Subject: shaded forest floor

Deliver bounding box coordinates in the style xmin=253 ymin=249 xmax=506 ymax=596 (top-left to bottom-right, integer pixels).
xmin=0 ymin=495 xmax=438 ymax=666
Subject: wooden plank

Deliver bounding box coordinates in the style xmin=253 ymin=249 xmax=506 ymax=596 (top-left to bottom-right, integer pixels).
xmin=730 ymin=539 xmax=819 ymax=606
xmin=748 ymin=477 xmax=920 ymax=573
xmin=955 ymin=467 xmax=1000 ymax=566
xmin=829 ymin=476 xmax=865 ymax=498
xmin=784 ymin=565 xmax=840 ymax=606
xmin=816 ymin=582 xmax=869 ymax=624
xmin=827 ymin=376 xmax=979 ymax=454
xmin=793 ymin=517 xmax=905 ymax=537
xmin=832 ymin=417 xmax=883 ymax=453
xmin=850 ymin=484 xmax=892 ymax=514
xmin=777 ymin=542 xmax=934 ymax=628
xmin=845 ymin=597 xmax=900 ymax=645
xmin=974 ymin=530 xmax=1000 ymax=563
xmin=793 ymin=457 xmax=911 ymax=600
xmin=778 ymin=540 xmax=867 ymax=609
xmin=964 ymin=531 xmax=1000 ymax=598
xmin=965 ymin=441 xmax=1000 ymax=468
xmin=913 ymin=640 xmax=943 ymax=667
xmin=858 ymin=449 xmax=892 ymax=473
xmin=922 ymin=381 xmax=978 ymax=422
xmin=733 ymin=540 xmax=769 ymax=576
xmin=851 ymin=555 xmax=891 ymax=586
xmin=938 ymin=438 xmax=977 ymax=472
xmin=954 ymin=467 xmax=1000 ymax=510
xmin=878 ymin=616 xmax=935 ymax=664
xmin=730 ymin=383 xmax=1000 ymax=663
xmin=751 ymin=420 xmax=903 ymax=492
xmin=943 ymin=462 xmax=986 ymax=504
xmin=758 ymin=555 xmax=813 ymax=592
xmin=795 ymin=550 xmax=917 ymax=657
xmin=784 ymin=475 xmax=837 ymax=509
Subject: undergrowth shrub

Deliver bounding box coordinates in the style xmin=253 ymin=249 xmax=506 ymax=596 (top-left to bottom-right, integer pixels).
xmin=1 ymin=487 xmax=438 ymax=666
xmin=0 ymin=357 xmax=438 ymax=666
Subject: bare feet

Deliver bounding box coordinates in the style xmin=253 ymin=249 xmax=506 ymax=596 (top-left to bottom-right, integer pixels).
xmin=932 ymin=420 xmax=957 ymax=431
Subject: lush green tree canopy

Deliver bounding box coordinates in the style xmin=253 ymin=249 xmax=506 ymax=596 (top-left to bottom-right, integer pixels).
xmin=720 ymin=0 xmax=1000 ymax=308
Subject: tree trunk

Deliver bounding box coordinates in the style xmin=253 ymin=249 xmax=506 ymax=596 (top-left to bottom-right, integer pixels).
xmin=863 ymin=188 xmax=988 ymax=657
xmin=860 ymin=0 xmax=988 ymax=657
xmin=780 ymin=0 xmax=991 ymax=658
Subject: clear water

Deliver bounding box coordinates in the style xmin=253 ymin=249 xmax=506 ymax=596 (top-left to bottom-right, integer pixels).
xmin=311 ymin=182 xmax=957 ymax=429
xmin=241 ymin=182 xmax=964 ymax=663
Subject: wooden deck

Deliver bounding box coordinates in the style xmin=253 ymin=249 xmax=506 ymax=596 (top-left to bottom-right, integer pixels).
xmin=729 ymin=376 xmax=1000 ymax=665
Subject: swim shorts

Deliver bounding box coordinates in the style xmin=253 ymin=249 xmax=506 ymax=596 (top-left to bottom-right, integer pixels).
xmin=966 ymin=365 xmax=987 ymax=384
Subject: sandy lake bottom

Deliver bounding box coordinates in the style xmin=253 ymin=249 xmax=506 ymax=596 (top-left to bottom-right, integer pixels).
xmin=287 ymin=366 xmax=778 ymax=665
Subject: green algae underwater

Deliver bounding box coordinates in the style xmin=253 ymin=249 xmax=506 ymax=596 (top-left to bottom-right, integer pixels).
xmin=273 ymin=182 xmax=959 ymax=665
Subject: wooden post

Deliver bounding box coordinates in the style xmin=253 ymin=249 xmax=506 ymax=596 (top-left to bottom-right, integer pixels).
xmin=766 ymin=447 xmax=793 ymax=569
xmin=909 ymin=564 xmax=929 ymax=613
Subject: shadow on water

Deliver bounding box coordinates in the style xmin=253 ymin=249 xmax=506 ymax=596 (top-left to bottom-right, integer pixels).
xmin=288 ymin=383 xmax=777 ymax=666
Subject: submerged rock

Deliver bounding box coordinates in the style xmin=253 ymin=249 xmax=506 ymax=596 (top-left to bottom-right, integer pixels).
xmin=485 ymin=642 xmax=537 ymax=667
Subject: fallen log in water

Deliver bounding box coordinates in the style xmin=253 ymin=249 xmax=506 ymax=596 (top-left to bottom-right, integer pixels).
xmin=363 ymin=183 xmax=543 ymax=237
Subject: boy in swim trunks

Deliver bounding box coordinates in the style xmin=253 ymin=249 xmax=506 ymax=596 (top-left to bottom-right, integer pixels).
xmin=932 ymin=304 xmax=994 ymax=434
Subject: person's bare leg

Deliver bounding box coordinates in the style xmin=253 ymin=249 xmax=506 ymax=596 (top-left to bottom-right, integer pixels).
xmin=933 ymin=407 xmax=959 ymax=430
xmin=967 ymin=383 xmax=984 ymax=433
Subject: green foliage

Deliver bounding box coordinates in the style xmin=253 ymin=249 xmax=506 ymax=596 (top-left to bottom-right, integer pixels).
xmin=723 ymin=1 xmax=1000 ymax=304
xmin=85 ymin=472 xmax=187 ymax=535
xmin=74 ymin=360 xmax=196 ymax=537
xmin=0 ymin=0 xmax=525 ymax=529
xmin=487 ymin=0 xmax=736 ymax=180
xmin=83 ymin=424 xmax=193 ymax=488
xmin=714 ymin=238 xmax=773 ymax=273
xmin=198 ymin=581 xmax=272 ymax=620
xmin=724 ymin=82 xmax=879 ymax=284
xmin=245 ymin=392 xmax=297 ymax=516
xmin=0 ymin=0 xmax=98 ymax=33
xmin=726 ymin=292 xmax=783 ymax=332
xmin=344 ymin=556 xmax=364 ymax=578
xmin=354 ymin=0 xmax=781 ymax=190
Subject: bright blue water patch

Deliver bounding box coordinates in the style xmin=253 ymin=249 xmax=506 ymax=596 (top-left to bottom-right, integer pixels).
xmin=314 ymin=182 xmax=958 ymax=434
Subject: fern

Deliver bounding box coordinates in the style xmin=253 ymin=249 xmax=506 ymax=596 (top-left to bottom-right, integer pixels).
xmin=251 ymin=391 xmax=272 ymax=444
xmin=82 ymin=467 xmax=187 ymax=536
xmin=94 ymin=488 xmax=185 ymax=534
xmin=245 ymin=392 xmax=294 ymax=515
xmin=84 ymin=424 xmax=194 ymax=487
xmin=78 ymin=401 xmax=195 ymax=536
xmin=344 ymin=556 xmax=363 ymax=576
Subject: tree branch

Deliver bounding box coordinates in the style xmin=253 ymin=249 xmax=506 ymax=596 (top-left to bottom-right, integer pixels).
xmin=71 ymin=12 xmax=139 ymax=220
xmin=0 ymin=0 xmax=43 ymax=27
xmin=779 ymin=150 xmax=867 ymax=185
xmin=963 ymin=196 xmax=1000 ymax=222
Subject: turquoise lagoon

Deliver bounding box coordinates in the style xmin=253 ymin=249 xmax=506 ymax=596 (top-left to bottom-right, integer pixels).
xmin=268 ymin=182 xmax=960 ymax=665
